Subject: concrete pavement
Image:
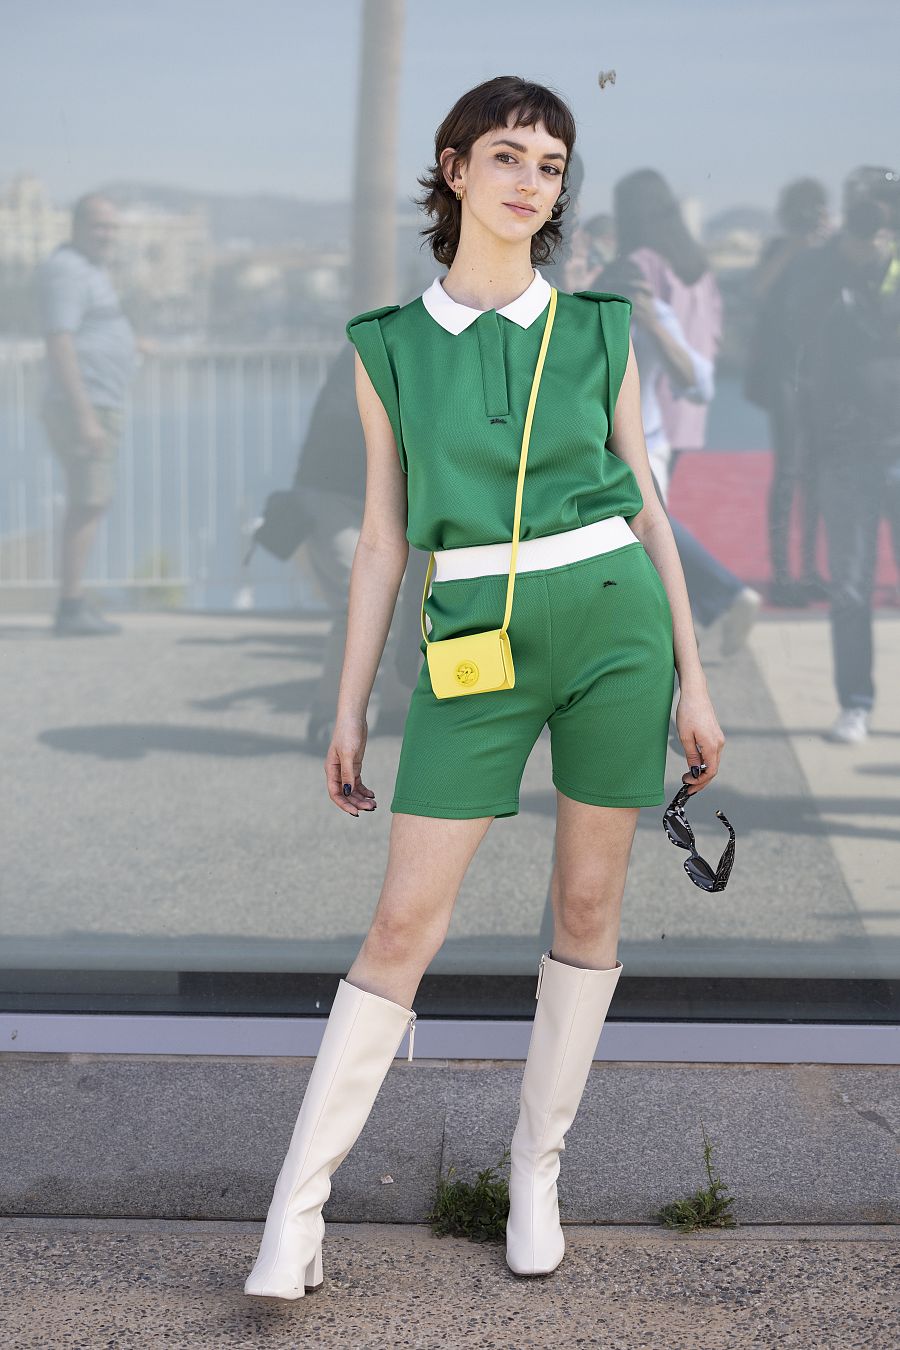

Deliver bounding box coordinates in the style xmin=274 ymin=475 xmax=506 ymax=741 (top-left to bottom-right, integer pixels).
xmin=1 ymin=1219 xmax=897 ymax=1349
xmin=1 ymin=605 xmax=898 ymax=981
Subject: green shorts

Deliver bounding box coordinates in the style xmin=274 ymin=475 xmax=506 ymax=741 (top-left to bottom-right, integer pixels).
xmin=41 ymin=401 xmax=124 ymax=509
xmin=391 ymin=540 xmax=675 ymax=818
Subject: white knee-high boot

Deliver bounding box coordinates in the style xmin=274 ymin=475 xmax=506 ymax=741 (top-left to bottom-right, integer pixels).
xmin=244 ymin=978 xmax=416 ymax=1300
xmin=506 ymin=951 xmax=623 ymax=1276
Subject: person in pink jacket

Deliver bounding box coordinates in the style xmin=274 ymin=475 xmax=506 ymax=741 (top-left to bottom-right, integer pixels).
xmin=600 ymin=170 xmax=762 ymax=657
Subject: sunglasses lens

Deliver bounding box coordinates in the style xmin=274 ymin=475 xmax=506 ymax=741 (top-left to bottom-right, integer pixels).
xmin=665 ymin=815 xmax=693 ymax=847
xmin=685 ymin=856 xmax=716 ymax=886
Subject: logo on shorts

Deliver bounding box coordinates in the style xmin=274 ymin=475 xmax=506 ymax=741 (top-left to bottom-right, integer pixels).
xmin=455 ymin=659 xmax=479 ymax=686
xmin=490 ymin=417 xmax=507 ymax=424
xmin=603 ymin=579 xmax=617 ymax=586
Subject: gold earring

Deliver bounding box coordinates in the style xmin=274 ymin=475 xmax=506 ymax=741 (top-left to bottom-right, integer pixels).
xmin=455 ymin=188 xmax=463 ymax=200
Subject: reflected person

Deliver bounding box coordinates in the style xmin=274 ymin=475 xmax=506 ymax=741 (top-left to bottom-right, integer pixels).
xmin=36 ymin=193 xmax=138 ymax=636
xmin=293 ymin=322 xmax=421 ymax=753
xmin=781 ymin=165 xmax=900 ymax=743
xmin=602 ymin=169 xmax=762 ymax=657
xmin=743 ymin=177 xmax=831 ymax=606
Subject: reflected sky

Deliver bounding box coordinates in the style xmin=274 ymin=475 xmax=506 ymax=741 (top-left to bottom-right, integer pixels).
xmin=2 ymin=0 xmax=897 ymax=214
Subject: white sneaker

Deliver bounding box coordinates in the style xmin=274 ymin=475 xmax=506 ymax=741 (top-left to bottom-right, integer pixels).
xmin=827 ymin=707 xmax=870 ymax=743
xmin=720 ymin=586 xmax=763 ymax=657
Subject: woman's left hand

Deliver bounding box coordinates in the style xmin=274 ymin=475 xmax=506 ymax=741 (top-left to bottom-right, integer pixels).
xmin=629 ymin=278 xmax=657 ymax=328
xmin=675 ymin=684 xmax=725 ymax=795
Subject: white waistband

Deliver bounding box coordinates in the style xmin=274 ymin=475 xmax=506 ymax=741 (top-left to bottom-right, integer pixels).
xmin=431 ymin=516 xmax=640 ymax=581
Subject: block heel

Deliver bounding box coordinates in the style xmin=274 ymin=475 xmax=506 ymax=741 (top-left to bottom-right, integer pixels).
xmin=304 ymin=1243 xmax=324 ymax=1292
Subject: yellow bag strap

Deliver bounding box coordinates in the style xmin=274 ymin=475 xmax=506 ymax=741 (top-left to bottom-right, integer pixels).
xmin=421 ymin=285 xmax=558 ymax=644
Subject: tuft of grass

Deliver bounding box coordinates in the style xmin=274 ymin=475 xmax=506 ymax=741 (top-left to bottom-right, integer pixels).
xmin=426 ymin=1148 xmax=511 ymax=1242
xmin=657 ymin=1118 xmax=737 ymax=1232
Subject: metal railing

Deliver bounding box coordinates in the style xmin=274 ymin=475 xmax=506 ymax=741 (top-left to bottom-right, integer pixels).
xmin=0 ymin=343 xmax=338 ymax=608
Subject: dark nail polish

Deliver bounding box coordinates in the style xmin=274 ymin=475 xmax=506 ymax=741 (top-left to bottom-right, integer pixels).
xmin=691 ymin=765 xmax=700 ymax=778
xmin=343 ymin=784 xmax=351 ymax=795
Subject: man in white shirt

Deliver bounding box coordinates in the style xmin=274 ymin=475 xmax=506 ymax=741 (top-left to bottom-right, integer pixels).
xmin=36 ymin=193 xmax=138 ymax=636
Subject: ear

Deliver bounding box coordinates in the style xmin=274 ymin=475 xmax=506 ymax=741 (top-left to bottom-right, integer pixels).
xmin=440 ymin=147 xmax=461 ymax=193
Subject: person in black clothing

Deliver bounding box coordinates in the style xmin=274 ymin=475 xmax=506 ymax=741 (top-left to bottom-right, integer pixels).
xmin=293 ymin=308 xmax=425 ymax=753
xmin=743 ymin=178 xmax=831 ymax=606
xmin=780 ymin=165 xmax=900 ymax=743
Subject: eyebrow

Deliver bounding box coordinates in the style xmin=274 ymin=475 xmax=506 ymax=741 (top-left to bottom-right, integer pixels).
xmin=489 ymin=137 xmax=567 ymax=162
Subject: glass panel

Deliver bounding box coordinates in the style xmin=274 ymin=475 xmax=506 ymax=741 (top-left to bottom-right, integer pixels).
xmin=1 ymin=1 xmax=897 ymax=1025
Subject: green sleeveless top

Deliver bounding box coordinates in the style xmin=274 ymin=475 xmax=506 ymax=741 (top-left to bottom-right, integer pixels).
xmin=345 ymin=287 xmax=642 ymax=553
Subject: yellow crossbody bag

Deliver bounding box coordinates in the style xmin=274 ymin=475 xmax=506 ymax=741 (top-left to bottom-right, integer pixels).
xmin=421 ymin=286 xmax=558 ymax=699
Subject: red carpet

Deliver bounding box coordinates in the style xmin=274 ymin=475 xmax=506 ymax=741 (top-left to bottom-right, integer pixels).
xmin=668 ymin=451 xmax=900 ymax=606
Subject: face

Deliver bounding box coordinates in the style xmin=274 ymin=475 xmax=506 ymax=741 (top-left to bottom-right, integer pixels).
xmin=442 ymin=114 xmax=568 ymax=242
xmin=73 ymin=198 xmax=119 ymax=263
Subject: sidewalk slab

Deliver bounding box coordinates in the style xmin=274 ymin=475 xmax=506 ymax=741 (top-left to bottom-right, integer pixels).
xmin=2 ymin=1055 xmax=897 ymax=1225
xmin=1 ymin=1220 xmax=897 ymax=1350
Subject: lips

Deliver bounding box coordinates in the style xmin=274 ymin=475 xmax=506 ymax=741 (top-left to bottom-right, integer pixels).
xmin=504 ymin=201 xmax=536 ymax=215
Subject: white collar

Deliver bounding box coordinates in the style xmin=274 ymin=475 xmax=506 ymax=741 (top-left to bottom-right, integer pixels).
xmin=421 ymin=267 xmax=551 ymax=335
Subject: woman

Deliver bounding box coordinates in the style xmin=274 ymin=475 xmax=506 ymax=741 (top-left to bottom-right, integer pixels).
xmin=244 ymin=75 xmax=725 ymax=1301
xmin=604 ymin=169 xmax=762 ymax=656
xmin=598 ymin=252 xmax=714 ymax=507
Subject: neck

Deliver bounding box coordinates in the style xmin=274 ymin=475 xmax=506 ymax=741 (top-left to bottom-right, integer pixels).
xmin=442 ymin=233 xmax=536 ymax=311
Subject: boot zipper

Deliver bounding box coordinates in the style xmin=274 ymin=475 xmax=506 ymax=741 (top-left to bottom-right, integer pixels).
xmin=407 ymin=1013 xmax=417 ymax=1062
xmin=535 ymin=952 xmax=547 ymax=1000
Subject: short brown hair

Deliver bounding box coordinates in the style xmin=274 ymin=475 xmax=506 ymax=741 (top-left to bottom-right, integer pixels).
xmin=415 ymin=75 xmax=577 ymax=268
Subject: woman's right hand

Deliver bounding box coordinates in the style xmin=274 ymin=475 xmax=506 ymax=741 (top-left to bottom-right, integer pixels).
xmin=325 ymin=715 xmax=377 ymax=817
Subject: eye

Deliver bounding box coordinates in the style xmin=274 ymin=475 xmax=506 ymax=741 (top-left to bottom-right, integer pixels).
xmin=495 ymin=151 xmax=562 ymax=176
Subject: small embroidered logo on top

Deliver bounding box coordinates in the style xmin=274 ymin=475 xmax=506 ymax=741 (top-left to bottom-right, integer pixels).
xmin=603 ymin=580 xmax=617 ymax=587
xmin=490 ymin=417 xmax=507 ymax=424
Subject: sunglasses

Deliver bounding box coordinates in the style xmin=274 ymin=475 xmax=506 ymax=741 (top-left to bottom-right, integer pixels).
xmin=662 ymin=783 xmax=735 ymax=891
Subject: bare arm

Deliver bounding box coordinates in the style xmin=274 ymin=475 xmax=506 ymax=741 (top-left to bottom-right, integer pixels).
xmin=326 ymin=349 xmax=410 ymax=815
xmin=607 ymin=337 xmax=725 ymax=793
xmin=646 ymin=316 xmax=696 ymax=388
xmin=631 ymin=286 xmax=696 ymax=387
